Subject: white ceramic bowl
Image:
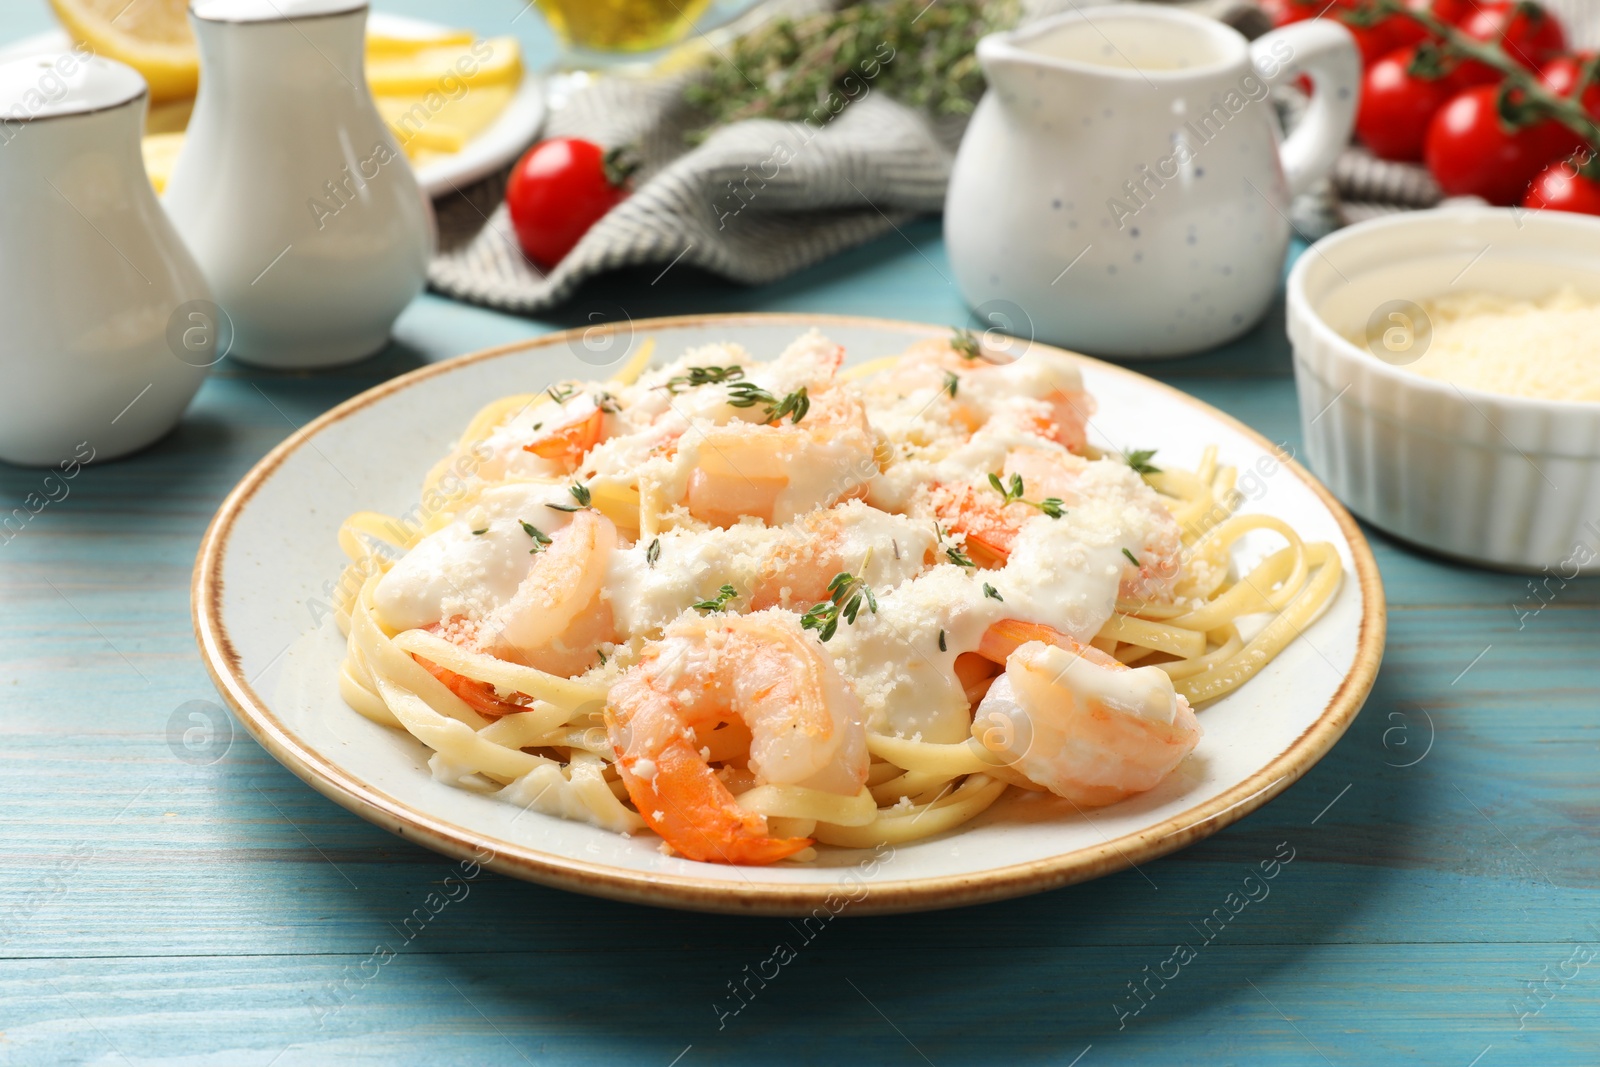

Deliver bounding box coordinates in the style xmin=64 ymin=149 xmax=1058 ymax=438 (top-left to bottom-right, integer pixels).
xmin=1288 ymin=207 xmax=1600 ymax=573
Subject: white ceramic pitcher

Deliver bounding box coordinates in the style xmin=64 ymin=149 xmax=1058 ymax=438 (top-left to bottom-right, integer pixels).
xmin=946 ymin=6 xmax=1359 ymax=359
xmin=164 ymin=0 xmax=434 ymax=369
xmin=0 ymin=53 xmax=211 ymax=467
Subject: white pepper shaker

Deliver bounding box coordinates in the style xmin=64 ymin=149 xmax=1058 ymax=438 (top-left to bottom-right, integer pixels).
xmin=164 ymin=0 xmax=434 ymax=369
xmin=0 ymin=53 xmax=212 ymax=467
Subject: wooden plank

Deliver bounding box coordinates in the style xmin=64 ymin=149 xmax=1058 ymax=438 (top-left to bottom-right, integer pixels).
xmin=1 ymin=4 xmax=1596 ymax=1051
xmin=0 ymin=943 xmax=1593 ymax=1065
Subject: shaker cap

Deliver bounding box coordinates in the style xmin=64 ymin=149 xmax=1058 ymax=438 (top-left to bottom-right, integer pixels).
xmin=191 ymin=0 xmax=366 ymax=21
xmin=0 ymin=53 xmax=145 ymax=124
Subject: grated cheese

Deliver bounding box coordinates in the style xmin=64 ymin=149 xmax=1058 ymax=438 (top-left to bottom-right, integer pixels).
xmin=1382 ymin=286 xmax=1600 ymax=402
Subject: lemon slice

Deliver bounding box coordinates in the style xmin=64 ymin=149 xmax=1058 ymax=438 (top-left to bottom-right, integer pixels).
xmin=366 ymin=29 xmax=474 ymax=57
xmin=366 ymin=36 xmax=522 ymax=96
xmin=49 ymin=0 xmax=198 ymax=103
xmin=377 ymin=84 xmax=515 ymax=158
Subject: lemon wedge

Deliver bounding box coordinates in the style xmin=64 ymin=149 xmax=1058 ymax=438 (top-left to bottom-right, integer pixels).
xmin=48 ymin=0 xmax=198 ymax=103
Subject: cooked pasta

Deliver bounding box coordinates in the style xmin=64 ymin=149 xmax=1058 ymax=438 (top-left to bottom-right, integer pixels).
xmin=332 ymin=331 xmax=1340 ymax=864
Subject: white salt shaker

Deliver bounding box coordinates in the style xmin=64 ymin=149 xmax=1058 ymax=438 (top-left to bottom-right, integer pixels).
xmin=0 ymin=53 xmax=213 ymax=467
xmin=164 ymin=0 xmax=434 ymax=369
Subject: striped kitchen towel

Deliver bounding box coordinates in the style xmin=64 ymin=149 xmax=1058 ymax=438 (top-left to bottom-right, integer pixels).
xmin=426 ymin=0 xmax=1267 ymax=314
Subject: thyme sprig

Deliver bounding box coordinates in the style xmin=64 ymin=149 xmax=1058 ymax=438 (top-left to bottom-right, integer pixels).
xmin=665 ymin=365 xmax=745 ymax=394
xmin=801 ymin=571 xmax=878 ymax=642
xmin=987 ymin=472 xmax=1065 ymax=519
xmin=545 ymin=482 xmax=593 ymax=512
xmin=1124 ymin=449 xmax=1162 ymax=476
xmin=727 ymin=382 xmax=810 ymax=424
xmin=950 ymin=328 xmax=982 ymax=361
xmin=693 ymin=584 xmax=740 ymax=614
xmin=519 ymin=519 xmax=552 ymax=553
xmin=682 ymin=0 xmax=1019 ymax=143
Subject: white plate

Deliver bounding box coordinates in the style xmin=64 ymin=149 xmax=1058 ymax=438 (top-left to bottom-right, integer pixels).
xmin=194 ymin=314 xmax=1385 ymax=915
xmin=0 ymin=13 xmax=544 ymax=198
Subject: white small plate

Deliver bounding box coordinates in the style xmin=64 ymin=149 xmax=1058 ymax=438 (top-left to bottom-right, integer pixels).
xmin=193 ymin=314 xmax=1385 ymax=915
xmin=0 ymin=13 xmax=544 ymax=198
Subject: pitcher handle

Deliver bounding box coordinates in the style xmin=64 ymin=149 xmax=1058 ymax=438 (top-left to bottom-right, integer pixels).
xmin=1251 ymin=20 xmax=1361 ymax=199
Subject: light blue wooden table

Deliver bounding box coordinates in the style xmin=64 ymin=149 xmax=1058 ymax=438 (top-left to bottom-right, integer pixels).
xmin=4 ymin=2 xmax=1598 ymax=1064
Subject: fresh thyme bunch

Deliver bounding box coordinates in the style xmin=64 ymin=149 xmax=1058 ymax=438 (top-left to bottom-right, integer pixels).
xmin=683 ymin=0 xmax=1019 ymax=142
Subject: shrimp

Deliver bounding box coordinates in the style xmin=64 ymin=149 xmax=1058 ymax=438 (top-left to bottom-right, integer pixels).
xmin=605 ymin=612 xmax=869 ymax=864
xmin=483 ymin=508 xmax=618 ymax=677
xmin=875 ymin=337 xmax=1094 ymax=452
xmin=681 ymin=388 xmax=878 ymax=527
xmin=745 ymin=502 xmax=936 ymax=611
xmin=523 ymin=407 xmax=605 ymax=471
xmin=971 ymin=620 xmax=1201 ymax=806
xmin=933 ymin=445 xmax=1182 ymax=601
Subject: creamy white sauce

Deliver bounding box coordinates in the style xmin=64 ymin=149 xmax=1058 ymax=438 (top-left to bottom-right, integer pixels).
xmin=373 ymin=481 xmax=580 ymax=631
xmin=605 ymin=501 xmax=935 ymax=640
xmin=380 ymin=333 xmax=1188 ymax=772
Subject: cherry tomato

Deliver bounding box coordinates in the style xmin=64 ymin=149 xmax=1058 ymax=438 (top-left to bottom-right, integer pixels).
xmin=1425 ymin=84 xmax=1576 ymax=204
xmin=505 ymin=137 xmax=632 ymax=269
xmin=1532 ymin=54 xmax=1600 ymax=162
xmin=1358 ymin=46 xmax=1459 ymax=161
xmin=1522 ymin=158 xmax=1600 ymax=214
xmin=1260 ymin=0 xmax=1330 ymax=28
xmin=1456 ymin=1 xmax=1568 ymax=82
xmin=1539 ymin=53 xmax=1600 ymax=117
xmin=1348 ymin=17 xmax=1429 ymax=70
xmin=1418 ymin=0 xmax=1476 ymax=26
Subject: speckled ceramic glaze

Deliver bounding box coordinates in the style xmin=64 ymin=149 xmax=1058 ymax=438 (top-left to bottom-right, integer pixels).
xmin=947 ymin=6 xmax=1360 ymax=359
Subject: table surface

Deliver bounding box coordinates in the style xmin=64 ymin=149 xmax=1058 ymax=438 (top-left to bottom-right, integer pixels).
xmin=5 ymin=2 xmax=1599 ymax=1065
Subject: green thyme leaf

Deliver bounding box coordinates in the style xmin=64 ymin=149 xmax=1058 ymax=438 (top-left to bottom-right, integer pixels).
xmin=646 ymin=537 xmax=661 ymax=567
xmin=520 ymin=519 xmax=552 ymax=552
xmin=938 ymin=629 xmax=947 ymax=651
xmin=1125 ymin=449 xmax=1162 ymax=475
xmin=471 ymin=527 xmax=488 ymax=536
xmin=950 ymin=328 xmax=981 ymax=360
xmin=800 ymin=572 xmax=878 ymax=642
xmin=666 ymin=365 xmax=745 ymax=393
xmin=693 ymin=584 xmax=740 ymax=614
xmin=945 ymin=545 xmax=975 ymax=568
xmin=727 ymin=381 xmax=809 ymax=424
xmin=681 ymin=0 xmax=1019 ymax=143
xmin=1122 ymin=547 xmax=1140 ymax=566
xmin=943 ymin=371 xmax=959 ymax=398
xmin=987 ymin=472 xmax=1062 ymax=517
xmin=982 ymin=583 xmax=1003 ymax=601
xmin=546 ymin=383 xmax=577 ymax=405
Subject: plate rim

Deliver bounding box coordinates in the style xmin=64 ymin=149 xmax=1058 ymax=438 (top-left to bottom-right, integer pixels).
xmin=192 ymin=312 xmax=1387 ymax=916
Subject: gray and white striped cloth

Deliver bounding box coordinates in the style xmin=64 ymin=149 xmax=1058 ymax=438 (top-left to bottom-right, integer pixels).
xmin=427 ymin=0 xmax=1600 ymax=313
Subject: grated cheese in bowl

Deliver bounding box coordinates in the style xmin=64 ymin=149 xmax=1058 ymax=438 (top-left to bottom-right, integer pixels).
xmin=1393 ymin=286 xmax=1600 ymax=402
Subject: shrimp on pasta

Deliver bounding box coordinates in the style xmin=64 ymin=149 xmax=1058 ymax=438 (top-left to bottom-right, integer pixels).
xmin=333 ymin=329 xmax=1341 ymax=865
